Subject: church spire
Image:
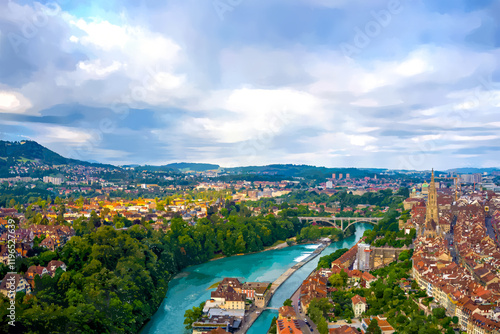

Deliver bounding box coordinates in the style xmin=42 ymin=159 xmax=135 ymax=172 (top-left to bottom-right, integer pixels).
xmin=426 ymin=168 xmax=439 ymax=225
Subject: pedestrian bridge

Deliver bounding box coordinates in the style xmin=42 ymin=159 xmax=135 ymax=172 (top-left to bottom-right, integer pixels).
xmin=297 ymin=216 xmax=383 ymax=231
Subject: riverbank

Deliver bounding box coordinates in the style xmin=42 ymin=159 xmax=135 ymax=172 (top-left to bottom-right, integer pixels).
xmin=238 ymin=242 xmax=330 ymax=333
xmin=208 ymin=240 xmax=290 ymax=262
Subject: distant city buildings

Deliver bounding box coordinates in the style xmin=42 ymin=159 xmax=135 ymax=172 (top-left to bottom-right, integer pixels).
xmin=43 ymin=176 xmax=63 ymax=185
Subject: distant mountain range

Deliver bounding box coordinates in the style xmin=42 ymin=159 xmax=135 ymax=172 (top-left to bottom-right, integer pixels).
xmin=1 ymin=140 xmax=498 ymax=175
xmin=125 ymin=163 xmax=220 ymax=172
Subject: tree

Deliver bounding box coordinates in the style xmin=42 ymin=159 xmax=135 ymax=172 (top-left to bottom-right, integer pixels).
xmin=235 ymin=234 xmax=246 ymax=253
xmin=316 ymin=316 xmax=328 ymax=334
xmin=366 ymin=318 xmax=382 ymax=334
xmin=399 ymin=250 xmax=411 ymax=261
xmin=283 ymin=299 xmax=292 ymax=307
xmin=340 ymin=269 xmax=348 ymax=285
xmin=317 ymin=248 xmax=349 ymax=269
xmin=329 ymin=273 xmax=344 ymax=288
xmin=383 ymin=288 xmax=393 ymax=302
xmin=432 ymin=307 xmax=446 ymax=319
xmin=183 ymin=301 xmax=206 ymax=329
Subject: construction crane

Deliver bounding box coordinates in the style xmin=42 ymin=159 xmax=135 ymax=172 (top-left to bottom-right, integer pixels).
xmin=436 ymin=175 xmax=461 ymax=201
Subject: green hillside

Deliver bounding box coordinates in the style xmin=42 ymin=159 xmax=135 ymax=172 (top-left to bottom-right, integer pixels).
xmin=0 ymin=140 xmax=116 ymax=168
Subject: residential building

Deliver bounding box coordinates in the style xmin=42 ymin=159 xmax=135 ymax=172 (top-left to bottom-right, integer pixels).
xmin=361 ymin=316 xmax=395 ymax=334
xmin=276 ymin=319 xmax=302 ymax=334
xmin=329 ymin=326 xmax=360 ymax=334
xmin=25 ymin=265 xmax=49 ymax=288
xmin=278 ymin=306 xmax=297 ymax=320
xmin=351 ymin=295 xmax=367 ymax=318
xmin=0 ymin=273 xmax=31 ymax=297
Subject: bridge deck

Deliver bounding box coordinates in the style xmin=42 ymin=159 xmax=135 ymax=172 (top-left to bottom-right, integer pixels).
xmin=297 ymin=216 xmax=383 ymax=231
xmin=297 ymin=216 xmax=383 ymax=221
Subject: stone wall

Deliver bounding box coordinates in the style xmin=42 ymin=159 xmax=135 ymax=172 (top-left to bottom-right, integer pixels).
xmin=369 ymin=246 xmax=408 ymax=270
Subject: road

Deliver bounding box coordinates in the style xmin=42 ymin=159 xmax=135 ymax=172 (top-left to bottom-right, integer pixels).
xmin=236 ymin=304 xmax=262 ymax=333
xmin=444 ymin=216 xmax=458 ymax=264
xmin=485 ymin=216 xmax=499 ymax=246
xmin=290 ymin=286 xmax=319 ymax=334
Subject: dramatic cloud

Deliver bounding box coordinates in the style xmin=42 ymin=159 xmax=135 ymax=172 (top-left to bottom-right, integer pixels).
xmin=0 ymin=0 xmax=499 ymax=169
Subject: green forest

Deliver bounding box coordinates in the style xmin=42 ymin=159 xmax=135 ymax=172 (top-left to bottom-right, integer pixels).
xmin=0 ymin=205 xmax=311 ymax=333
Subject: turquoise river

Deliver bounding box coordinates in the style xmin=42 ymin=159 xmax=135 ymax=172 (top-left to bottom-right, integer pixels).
xmin=141 ymin=223 xmax=372 ymax=334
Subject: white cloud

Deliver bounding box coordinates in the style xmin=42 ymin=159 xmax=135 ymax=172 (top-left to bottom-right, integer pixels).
xmin=450 ymin=134 xmax=500 ymax=142
xmin=0 ymin=92 xmax=20 ymax=110
xmin=35 ymin=17 xmax=190 ymax=107
xmin=355 ymin=127 xmax=379 ymax=133
xmin=70 ymin=18 xmax=182 ymax=65
xmin=72 ymin=19 xmax=130 ymax=51
xmin=412 ymin=134 xmax=443 ymax=143
xmin=0 ymin=91 xmax=32 ymax=114
xmin=396 ymin=57 xmax=431 ymax=77
xmin=191 ymin=87 xmax=324 ymax=143
xmin=348 ymin=134 xmax=376 ymax=146
xmin=350 ymin=99 xmax=379 ymax=107
xmin=37 ymin=125 xmax=94 ymax=144
xmin=224 ymin=88 xmax=318 ymax=116
xmin=78 ymin=60 xmax=123 ymax=78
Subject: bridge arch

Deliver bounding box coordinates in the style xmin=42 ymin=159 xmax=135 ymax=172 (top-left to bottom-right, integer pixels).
xmin=297 ymin=216 xmax=383 ymax=231
xmin=340 ymin=219 xmax=380 ymax=232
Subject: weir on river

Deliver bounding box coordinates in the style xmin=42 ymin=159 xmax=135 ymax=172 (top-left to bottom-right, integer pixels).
xmin=270 ymin=243 xmax=328 ymax=294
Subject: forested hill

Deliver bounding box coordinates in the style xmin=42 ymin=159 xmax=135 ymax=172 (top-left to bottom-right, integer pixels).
xmin=0 ymin=140 xmax=115 ymax=168
xmin=128 ymin=162 xmax=220 ymax=172
xmin=225 ymin=164 xmax=376 ymax=179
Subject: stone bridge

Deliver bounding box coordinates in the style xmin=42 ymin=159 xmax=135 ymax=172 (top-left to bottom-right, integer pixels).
xmin=298 ymin=216 xmax=383 ymax=231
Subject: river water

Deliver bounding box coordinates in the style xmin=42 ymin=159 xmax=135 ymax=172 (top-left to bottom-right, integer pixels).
xmin=141 ymin=224 xmax=372 ymax=334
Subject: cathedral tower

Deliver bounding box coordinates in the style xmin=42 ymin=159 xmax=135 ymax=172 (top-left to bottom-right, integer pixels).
xmin=426 ymin=169 xmax=439 ymax=224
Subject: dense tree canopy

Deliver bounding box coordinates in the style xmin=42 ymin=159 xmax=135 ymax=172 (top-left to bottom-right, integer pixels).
xmin=0 ymin=204 xmax=312 ymax=333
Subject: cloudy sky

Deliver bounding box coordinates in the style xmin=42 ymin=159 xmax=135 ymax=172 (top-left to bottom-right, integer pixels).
xmin=0 ymin=0 xmax=499 ymax=169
